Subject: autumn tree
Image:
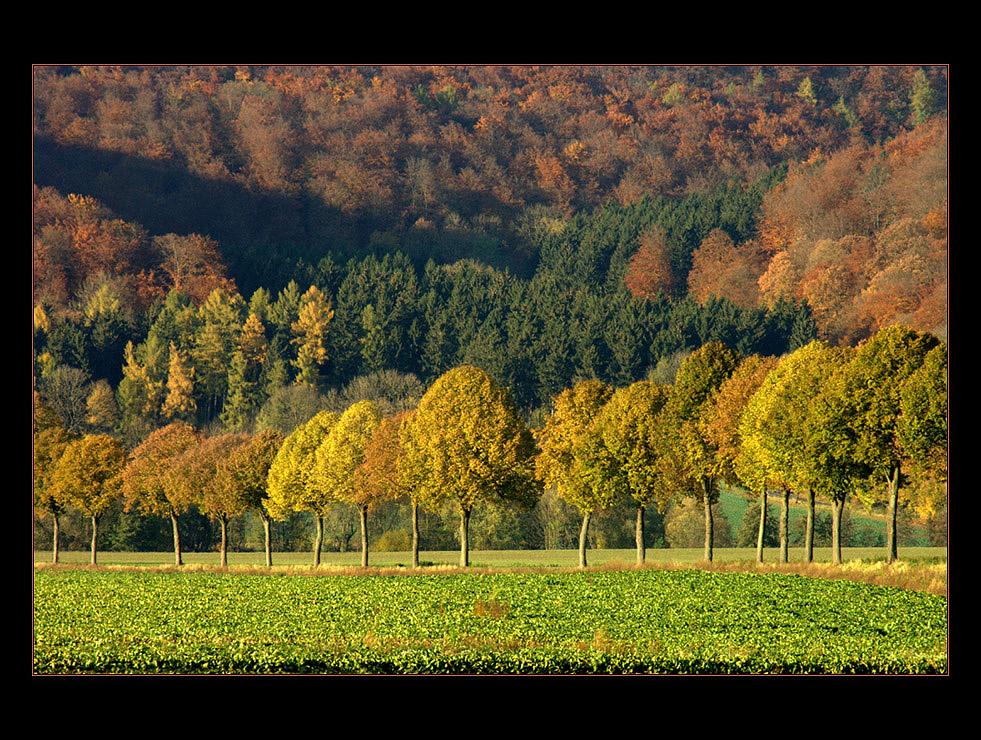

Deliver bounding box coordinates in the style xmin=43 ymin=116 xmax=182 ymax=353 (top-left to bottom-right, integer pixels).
xmin=578 ymin=381 xmax=673 ymax=565
xmin=161 ymin=341 xmax=197 ymax=422
xmin=400 ymin=365 xmax=539 ymax=567
xmin=50 ymin=434 xmax=127 ymax=565
xmin=702 ymin=354 xmax=778 ymax=563
xmin=264 ymin=409 xmax=339 ymax=566
xmin=312 ymin=400 xmax=383 ymax=567
xmin=830 ymin=324 xmax=940 ymax=562
xmin=898 ymin=341 xmax=948 ymax=501
xmin=32 ymin=409 xmax=76 ymax=563
xmin=686 ymin=229 xmax=767 ymax=310
xmin=291 ymin=285 xmax=335 ymax=387
xmin=154 ymin=233 xmax=234 ymax=305
xmin=661 ymin=341 xmax=741 ymax=562
xmin=624 ymin=226 xmax=676 ymax=300
xmin=738 ymin=342 xmax=854 ymax=563
xmin=185 ymin=433 xmax=252 ymax=567
xmin=535 ymin=379 xmax=614 ymax=568
xmin=122 ymin=421 xmax=202 ymax=566
xmin=226 ymin=429 xmax=284 ymax=566
xmin=353 ymin=411 xmax=415 ymax=564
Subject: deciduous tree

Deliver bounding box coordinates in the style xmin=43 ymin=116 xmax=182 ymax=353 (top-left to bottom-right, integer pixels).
xmin=702 ymin=354 xmax=778 ymax=563
xmin=400 ymin=365 xmax=539 ymax=567
xmin=577 ymin=381 xmax=672 ymax=565
xmin=50 ymin=434 xmax=127 ymax=565
xmin=226 ymin=429 xmax=284 ymax=566
xmin=535 ymin=379 xmax=614 ymax=568
xmin=661 ymin=341 xmax=741 ymax=562
xmin=122 ymin=421 xmax=202 ymax=566
xmin=312 ymin=400 xmax=383 ymax=567
xmin=264 ymin=409 xmax=339 ymax=566
xmin=831 ymin=324 xmax=940 ymax=562
xmin=33 ymin=414 xmax=75 ymax=563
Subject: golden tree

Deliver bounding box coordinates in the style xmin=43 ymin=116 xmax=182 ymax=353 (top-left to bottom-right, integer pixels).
xmin=291 ymin=285 xmax=335 ymax=387
xmin=311 ymin=400 xmax=382 ymax=567
xmin=535 ymin=379 xmax=614 ymax=568
xmin=400 ymin=366 xmax=539 ymax=567
xmin=264 ymin=409 xmax=339 ymax=566
xmin=50 ymin=434 xmax=128 ymax=565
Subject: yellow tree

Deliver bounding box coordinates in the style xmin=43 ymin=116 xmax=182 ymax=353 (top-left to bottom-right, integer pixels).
xmin=49 ymin=434 xmax=128 ymax=565
xmin=576 ymin=381 xmax=672 ymax=566
xmin=33 ymin=408 xmax=75 ymax=563
xmin=264 ymin=409 xmax=339 ymax=566
xmin=661 ymin=342 xmax=741 ymax=563
xmin=400 ymin=366 xmax=540 ymax=567
xmin=291 ymin=285 xmax=335 ymax=387
xmin=122 ymin=421 xmax=202 ymax=566
xmin=312 ymin=400 xmax=383 ymax=567
xmin=161 ymin=341 xmax=197 ymax=422
xmin=739 ymin=341 xmax=855 ymax=563
xmin=828 ymin=325 xmax=940 ymax=562
xmin=535 ymin=379 xmax=614 ymax=568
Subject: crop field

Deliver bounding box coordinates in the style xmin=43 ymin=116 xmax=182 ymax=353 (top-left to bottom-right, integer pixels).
xmin=33 ymin=562 xmax=947 ymax=675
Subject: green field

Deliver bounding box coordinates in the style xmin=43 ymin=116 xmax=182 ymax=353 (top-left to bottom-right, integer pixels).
xmin=33 ymin=556 xmax=948 ymax=675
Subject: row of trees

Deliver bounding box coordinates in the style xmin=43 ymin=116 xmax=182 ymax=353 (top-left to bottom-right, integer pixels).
xmin=34 ymin=325 xmax=947 ymax=569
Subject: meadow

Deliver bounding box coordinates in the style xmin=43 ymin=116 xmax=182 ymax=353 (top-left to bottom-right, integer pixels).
xmin=32 ymin=548 xmax=947 ymax=675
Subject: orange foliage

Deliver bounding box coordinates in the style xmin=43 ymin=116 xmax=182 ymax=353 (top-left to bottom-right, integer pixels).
xmin=624 ymin=227 xmax=676 ymax=300
xmin=687 ymin=229 xmax=766 ymax=309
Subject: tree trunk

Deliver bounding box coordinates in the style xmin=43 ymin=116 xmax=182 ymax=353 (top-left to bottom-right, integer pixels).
xmin=313 ymin=514 xmax=323 ymax=567
xmin=459 ymin=506 xmax=470 ymax=568
xmin=261 ymin=512 xmax=273 ymax=568
xmin=411 ymin=500 xmax=420 ymax=569
xmin=90 ymin=514 xmax=99 ymax=566
xmin=578 ymin=511 xmax=591 ymax=569
xmin=635 ymin=505 xmax=646 ymax=565
xmin=885 ymin=465 xmax=900 ymax=564
xmin=171 ymin=512 xmax=182 ymax=566
xmin=703 ymin=484 xmax=714 ymax=563
xmin=52 ymin=512 xmax=60 ymax=564
xmin=359 ymin=506 xmax=369 ymax=568
xmin=831 ymin=497 xmax=844 ymax=565
xmin=805 ymin=488 xmax=815 ymax=563
xmin=780 ymin=488 xmax=790 ymax=564
xmin=219 ymin=517 xmax=228 ymax=568
xmin=756 ymin=489 xmax=767 ymax=564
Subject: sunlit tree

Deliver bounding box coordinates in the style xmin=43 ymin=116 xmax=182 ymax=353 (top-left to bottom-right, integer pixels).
xmin=535 ymin=379 xmax=614 ymax=568
xmin=50 ymin=434 xmax=127 ymax=565
xmin=400 ymin=365 xmax=539 ymax=567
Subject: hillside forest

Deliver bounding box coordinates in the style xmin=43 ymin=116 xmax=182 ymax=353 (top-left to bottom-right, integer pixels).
xmin=31 ymin=64 xmax=948 ymax=558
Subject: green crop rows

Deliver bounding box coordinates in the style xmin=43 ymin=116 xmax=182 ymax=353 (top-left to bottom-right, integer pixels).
xmin=32 ymin=568 xmax=948 ymax=675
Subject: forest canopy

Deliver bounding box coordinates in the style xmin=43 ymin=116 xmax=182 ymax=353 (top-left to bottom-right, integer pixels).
xmin=33 ymin=64 xmax=947 ymax=437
